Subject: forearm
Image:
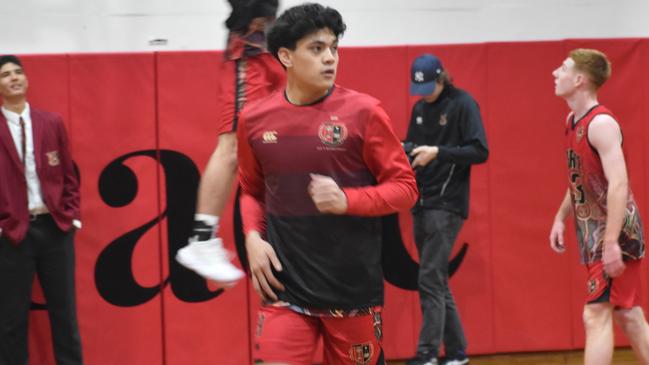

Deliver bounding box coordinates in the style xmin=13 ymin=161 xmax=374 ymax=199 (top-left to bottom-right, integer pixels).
xmin=245 ymin=229 xmax=262 ymax=243
xmin=344 ymin=177 xmax=418 ymax=216
xmin=603 ymin=180 xmax=628 ymax=243
xmin=437 ymin=143 xmax=489 ymax=164
xmin=240 ymin=192 xmax=265 ymax=234
xmin=347 ymin=105 xmax=418 ymax=216
xmin=554 ymin=189 xmax=572 ymax=222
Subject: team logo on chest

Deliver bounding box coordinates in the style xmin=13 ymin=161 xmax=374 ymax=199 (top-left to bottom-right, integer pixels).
xmin=439 ymin=113 xmax=448 ymax=126
xmin=46 ymin=151 xmax=60 ymax=166
xmin=576 ymin=125 xmax=585 ymax=143
xmin=318 ymin=118 xmax=348 ymax=147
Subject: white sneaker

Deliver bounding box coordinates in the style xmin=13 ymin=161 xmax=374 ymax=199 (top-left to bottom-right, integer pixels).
xmin=176 ymin=238 xmax=244 ymax=286
xmin=444 ymin=358 xmax=469 ymax=365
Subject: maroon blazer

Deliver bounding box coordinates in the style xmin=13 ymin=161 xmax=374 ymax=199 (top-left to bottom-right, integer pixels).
xmin=0 ymin=107 xmax=80 ymax=244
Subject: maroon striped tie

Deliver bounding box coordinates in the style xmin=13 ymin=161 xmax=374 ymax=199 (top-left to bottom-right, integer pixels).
xmin=19 ymin=116 xmax=26 ymax=165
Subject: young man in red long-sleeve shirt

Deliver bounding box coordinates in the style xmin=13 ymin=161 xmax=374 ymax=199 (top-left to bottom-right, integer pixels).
xmin=237 ymin=3 xmax=418 ymax=364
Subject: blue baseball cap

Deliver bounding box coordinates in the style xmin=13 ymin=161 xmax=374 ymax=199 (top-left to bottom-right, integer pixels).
xmin=410 ymin=54 xmax=444 ymax=96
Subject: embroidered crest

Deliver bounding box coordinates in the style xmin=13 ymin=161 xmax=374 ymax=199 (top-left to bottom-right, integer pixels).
xmin=46 ymin=151 xmax=60 ymax=166
xmin=348 ymin=342 xmax=373 ymax=365
xmin=414 ymin=71 xmax=424 ymax=83
xmin=318 ymin=122 xmax=348 ymax=146
xmin=576 ymin=125 xmax=584 ymax=142
xmin=439 ymin=113 xmax=448 ymax=126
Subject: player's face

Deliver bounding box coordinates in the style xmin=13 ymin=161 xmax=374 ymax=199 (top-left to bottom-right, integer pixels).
xmin=0 ymin=62 xmax=28 ymax=101
xmin=552 ymin=58 xmax=579 ymax=97
xmin=286 ymin=28 xmax=339 ymax=93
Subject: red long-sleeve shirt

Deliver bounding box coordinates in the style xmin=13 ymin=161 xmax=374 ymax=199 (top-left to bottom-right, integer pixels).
xmin=238 ymin=85 xmax=417 ymax=310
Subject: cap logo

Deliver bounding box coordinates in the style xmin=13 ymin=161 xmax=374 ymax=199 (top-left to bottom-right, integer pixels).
xmin=414 ymin=71 xmax=424 ymax=83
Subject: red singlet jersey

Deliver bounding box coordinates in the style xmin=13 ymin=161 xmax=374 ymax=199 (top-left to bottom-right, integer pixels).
xmin=565 ymin=105 xmax=644 ymax=264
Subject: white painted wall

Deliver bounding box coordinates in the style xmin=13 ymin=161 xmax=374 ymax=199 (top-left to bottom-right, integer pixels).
xmin=1 ymin=0 xmax=648 ymax=54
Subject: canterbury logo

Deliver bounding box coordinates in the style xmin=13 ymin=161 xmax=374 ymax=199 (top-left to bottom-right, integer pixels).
xmin=262 ymin=131 xmax=278 ymax=143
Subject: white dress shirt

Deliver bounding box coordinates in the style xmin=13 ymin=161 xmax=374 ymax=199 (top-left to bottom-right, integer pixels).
xmin=2 ymin=103 xmax=48 ymax=213
xmin=1 ymin=103 xmax=81 ymax=230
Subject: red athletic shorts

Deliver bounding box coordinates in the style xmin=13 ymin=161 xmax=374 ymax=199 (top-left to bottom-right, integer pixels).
xmin=254 ymin=305 xmax=384 ymax=365
xmin=215 ymin=52 xmax=285 ymax=136
xmin=585 ymin=259 xmax=642 ymax=309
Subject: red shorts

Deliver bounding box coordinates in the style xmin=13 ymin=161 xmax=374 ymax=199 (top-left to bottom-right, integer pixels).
xmin=215 ymin=52 xmax=285 ymax=136
xmin=585 ymin=259 xmax=642 ymax=309
xmin=254 ymin=305 xmax=384 ymax=365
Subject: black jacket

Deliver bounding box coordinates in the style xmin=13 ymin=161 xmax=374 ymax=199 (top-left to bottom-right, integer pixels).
xmin=405 ymin=85 xmax=489 ymax=218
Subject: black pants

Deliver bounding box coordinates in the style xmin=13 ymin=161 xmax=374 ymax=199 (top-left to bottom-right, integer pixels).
xmin=412 ymin=209 xmax=467 ymax=358
xmin=0 ymin=215 xmax=83 ymax=365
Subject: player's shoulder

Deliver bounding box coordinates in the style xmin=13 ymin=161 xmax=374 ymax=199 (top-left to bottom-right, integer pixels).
xmin=449 ymin=86 xmax=477 ymax=105
xmin=30 ymin=107 xmax=59 ymax=119
xmin=30 ymin=107 xmax=64 ymax=127
xmin=240 ymin=89 xmax=284 ymax=120
xmin=587 ymin=105 xmax=618 ymax=129
xmin=590 ymin=113 xmax=618 ymax=128
xmin=333 ymin=85 xmax=381 ymax=110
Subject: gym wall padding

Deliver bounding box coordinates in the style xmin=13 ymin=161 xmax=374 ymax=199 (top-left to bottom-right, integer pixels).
xmin=20 ymin=38 xmax=649 ymax=364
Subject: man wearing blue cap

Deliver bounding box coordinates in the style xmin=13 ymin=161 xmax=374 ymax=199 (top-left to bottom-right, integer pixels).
xmin=404 ymin=54 xmax=489 ymax=365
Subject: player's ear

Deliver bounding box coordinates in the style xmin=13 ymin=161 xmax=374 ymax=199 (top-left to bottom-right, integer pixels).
xmin=278 ymin=47 xmax=292 ymax=69
xmin=574 ymin=72 xmax=585 ymax=88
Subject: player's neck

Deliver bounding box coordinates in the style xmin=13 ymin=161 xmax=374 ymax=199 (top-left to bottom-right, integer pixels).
xmin=2 ymin=97 xmax=27 ymax=115
xmin=285 ymin=80 xmax=329 ymax=106
xmin=566 ymin=92 xmax=598 ymax=121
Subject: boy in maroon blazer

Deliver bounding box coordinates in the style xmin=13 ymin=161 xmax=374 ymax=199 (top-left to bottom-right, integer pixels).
xmin=0 ymin=55 xmax=83 ymax=365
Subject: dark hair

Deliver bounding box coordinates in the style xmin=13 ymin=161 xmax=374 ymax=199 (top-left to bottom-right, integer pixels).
xmin=225 ymin=0 xmax=278 ymax=32
xmin=0 ymin=55 xmax=23 ymax=70
xmin=438 ymin=70 xmax=453 ymax=87
xmin=267 ymin=3 xmax=346 ymax=61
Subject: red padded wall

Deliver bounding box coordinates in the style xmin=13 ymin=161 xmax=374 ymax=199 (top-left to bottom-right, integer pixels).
xmin=17 ymin=38 xmax=649 ymax=364
xmin=69 ymin=53 xmax=164 ymax=365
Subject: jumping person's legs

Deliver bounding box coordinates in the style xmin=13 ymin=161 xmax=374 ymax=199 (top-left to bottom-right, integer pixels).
xmin=196 ymin=132 xmax=238 ymax=216
xmin=175 ymin=135 xmax=243 ymax=285
xmin=177 ymin=54 xmax=284 ymax=285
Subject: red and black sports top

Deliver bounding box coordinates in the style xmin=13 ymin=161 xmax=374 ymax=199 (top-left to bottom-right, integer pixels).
xmin=238 ymin=86 xmax=418 ymax=310
xmin=565 ymin=105 xmax=644 ymax=264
